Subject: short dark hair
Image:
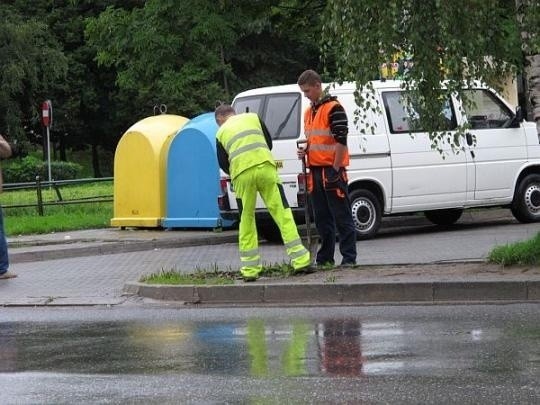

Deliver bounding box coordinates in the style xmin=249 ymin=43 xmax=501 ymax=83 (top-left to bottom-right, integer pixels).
xmin=215 ymin=104 xmax=236 ymax=120
xmin=297 ymin=69 xmax=321 ymax=86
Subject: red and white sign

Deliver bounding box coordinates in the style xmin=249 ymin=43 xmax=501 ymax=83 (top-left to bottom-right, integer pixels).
xmin=41 ymin=100 xmax=52 ymax=127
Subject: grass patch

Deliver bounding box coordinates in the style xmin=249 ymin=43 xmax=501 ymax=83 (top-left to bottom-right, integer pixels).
xmin=487 ymin=232 xmax=540 ymax=266
xmin=141 ymin=265 xmax=237 ymax=285
xmin=141 ymin=262 xmax=297 ymax=285
xmin=142 ymin=269 xmax=236 ymax=285
xmin=1 ymin=181 xmax=113 ymax=235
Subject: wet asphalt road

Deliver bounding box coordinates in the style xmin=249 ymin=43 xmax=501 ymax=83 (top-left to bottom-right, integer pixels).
xmin=1 ymin=304 xmax=539 ymax=404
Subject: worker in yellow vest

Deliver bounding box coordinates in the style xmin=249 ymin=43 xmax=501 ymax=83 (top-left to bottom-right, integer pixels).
xmin=215 ymin=104 xmax=311 ymax=281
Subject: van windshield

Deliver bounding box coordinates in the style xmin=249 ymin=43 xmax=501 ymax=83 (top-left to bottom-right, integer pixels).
xmin=461 ymin=89 xmax=513 ymax=129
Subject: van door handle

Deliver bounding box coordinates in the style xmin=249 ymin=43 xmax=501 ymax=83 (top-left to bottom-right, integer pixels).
xmin=466 ymin=133 xmax=473 ymax=146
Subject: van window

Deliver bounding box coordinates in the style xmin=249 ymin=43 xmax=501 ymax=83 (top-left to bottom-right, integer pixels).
xmin=382 ymin=91 xmax=457 ymax=133
xmin=263 ymin=93 xmax=301 ymax=140
xmin=462 ymin=89 xmax=513 ymax=129
xmin=233 ymin=96 xmax=263 ymax=115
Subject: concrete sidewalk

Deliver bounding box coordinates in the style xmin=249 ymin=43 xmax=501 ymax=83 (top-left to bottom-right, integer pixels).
xmin=2 ymin=209 xmax=540 ymax=306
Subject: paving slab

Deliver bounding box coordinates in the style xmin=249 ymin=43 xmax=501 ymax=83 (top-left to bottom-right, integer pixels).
xmin=3 ymin=209 xmax=539 ymax=307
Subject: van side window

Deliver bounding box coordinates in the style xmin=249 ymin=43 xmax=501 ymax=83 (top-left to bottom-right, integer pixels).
xmin=462 ymin=89 xmax=513 ymax=129
xmin=382 ymin=91 xmax=457 ymax=133
xmin=233 ymin=96 xmax=263 ymax=115
xmin=263 ymin=93 xmax=301 ymax=140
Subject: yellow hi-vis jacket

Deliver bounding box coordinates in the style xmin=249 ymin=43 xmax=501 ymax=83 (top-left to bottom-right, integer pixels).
xmin=216 ymin=113 xmax=275 ymax=181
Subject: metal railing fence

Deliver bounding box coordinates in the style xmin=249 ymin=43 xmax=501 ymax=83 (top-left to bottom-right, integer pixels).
xmin=2 ymin=176 xmax=113 ymax=216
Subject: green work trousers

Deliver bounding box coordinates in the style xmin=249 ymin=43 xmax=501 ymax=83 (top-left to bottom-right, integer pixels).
xmin=234 ymin=162 xmax=310 ymax=278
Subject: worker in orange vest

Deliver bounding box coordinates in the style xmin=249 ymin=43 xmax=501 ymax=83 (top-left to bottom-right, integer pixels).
xmin=296 ymin=70 xmax=357 ymax=268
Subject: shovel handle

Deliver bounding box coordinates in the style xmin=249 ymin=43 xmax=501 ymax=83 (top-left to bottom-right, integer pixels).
xmin=296 ymin=140 xmax=313 ymax=251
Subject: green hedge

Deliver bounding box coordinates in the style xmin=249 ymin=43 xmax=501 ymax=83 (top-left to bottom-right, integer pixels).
xmin=3 ymin=156 xmax=83 ymax=183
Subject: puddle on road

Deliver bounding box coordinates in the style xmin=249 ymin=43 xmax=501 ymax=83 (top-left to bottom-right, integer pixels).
xmin=1 ymin=317 xmax=538 ymax=378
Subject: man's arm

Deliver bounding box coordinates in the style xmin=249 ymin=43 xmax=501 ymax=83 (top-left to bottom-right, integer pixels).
xmin=329 ymin=104 xmax=348 ymax=170
xmin=216 ymin=140 xmax=230 ymax=174
xmin=0 ymin=135 xmax=13 ymax=160
xmin=259 ymin=117 xmax=273 ymax=150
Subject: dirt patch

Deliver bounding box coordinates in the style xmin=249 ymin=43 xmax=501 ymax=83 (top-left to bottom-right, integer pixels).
xmin=256 ymin=262 xmax=540 ymax=284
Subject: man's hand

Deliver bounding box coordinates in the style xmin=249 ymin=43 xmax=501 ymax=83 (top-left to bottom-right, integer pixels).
xmin=296 ymin=139 xmax=308 ymax=160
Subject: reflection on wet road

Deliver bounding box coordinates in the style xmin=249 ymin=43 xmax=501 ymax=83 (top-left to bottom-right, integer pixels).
xmin=1 ymin=304 xmax=539 ymax=404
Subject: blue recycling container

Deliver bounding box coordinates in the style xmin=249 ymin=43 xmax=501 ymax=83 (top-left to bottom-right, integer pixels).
xmin=162 ymin=112 xmax=234 ymax=228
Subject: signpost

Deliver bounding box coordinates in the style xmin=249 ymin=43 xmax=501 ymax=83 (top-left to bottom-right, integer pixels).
xmin=41 ymin=100 xmax=53 ymax=183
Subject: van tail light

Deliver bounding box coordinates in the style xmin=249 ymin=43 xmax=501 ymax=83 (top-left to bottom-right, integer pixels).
xmin=297 ymin=173 xmax=306 ymax=207
xmin=220 ymin=177 xmax=229 ymax=193
xmin=218 ymin=176 xmax=231 ymax=210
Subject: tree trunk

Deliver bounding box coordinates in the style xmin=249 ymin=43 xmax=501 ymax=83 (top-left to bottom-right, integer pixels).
xmin=220 ymin=45 xmax=229 ymax=99
xmin=91 ymin=143 xmax=102 ymax=178
xmin=59 ymin=132 xmax=67 ymax=161
xmin=516 ymin=0 xmax=540 ymax=132
xmin=528 ymin=54 xmax=540 ymax=132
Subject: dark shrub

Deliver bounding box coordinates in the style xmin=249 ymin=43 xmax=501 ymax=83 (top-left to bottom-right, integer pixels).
xmin=3 ymin=156 xmax=83 ymax=183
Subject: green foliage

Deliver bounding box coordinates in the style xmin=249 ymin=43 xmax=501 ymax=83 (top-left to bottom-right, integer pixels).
xmin=1 ymin=0 xmax=322 ymax=170
xmin=85 ymin=0 xmax=233 ymax=116
xmin=3 ymin=155 xmax=83 ymax=182
xmin=488 ymin=232 xmax=540 ymax=266
xmin=0 ymin=4 xmax=68 ymax=142
xmin=517 ymin=0 xmax=540 ymax=56
xmin=3 ymin=156 xmax=42 ymax=183
xmin=321 ymin=0 xmax=530 ymax=151
xmin=85 ymin=0 xmax=323 ymax=115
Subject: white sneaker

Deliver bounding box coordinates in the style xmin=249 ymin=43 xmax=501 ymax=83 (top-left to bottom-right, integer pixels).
xmin=0 ymin=271 xmax=17 ymax=279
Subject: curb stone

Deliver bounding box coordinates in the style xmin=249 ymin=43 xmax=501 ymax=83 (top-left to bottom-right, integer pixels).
xmin=123 ymin=280 xmax=540 ymax=305
xmin=9 ymin=234 xmax=239 ymax=263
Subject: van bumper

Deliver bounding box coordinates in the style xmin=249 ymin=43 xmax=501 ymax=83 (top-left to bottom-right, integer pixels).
xmin=220 ymin=207 xmax=306 ymax=224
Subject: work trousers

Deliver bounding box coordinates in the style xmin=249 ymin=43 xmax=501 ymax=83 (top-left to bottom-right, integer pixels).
xmin=310 ymin=166 xmax=357 ymax=265
xmin=234 ymin=162 xmax=310 ymax=278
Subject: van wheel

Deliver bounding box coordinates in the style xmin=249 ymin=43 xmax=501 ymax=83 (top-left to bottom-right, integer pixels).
xmin=424 ymin=209 xmax=463 ymax=226
xmin=511 ymin=174 xmax=540 ymax=223
xmin=256 ymin=218 xmax=283 ymax=243
xmin=350 ymin=189 xmax=382 ymax=240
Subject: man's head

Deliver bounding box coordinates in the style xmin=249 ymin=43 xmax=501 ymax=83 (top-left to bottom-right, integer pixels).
xmin=215 ymin=104 xmax=236 ymax=126
xmin=297 ymin=69 xmax=323 ymax=103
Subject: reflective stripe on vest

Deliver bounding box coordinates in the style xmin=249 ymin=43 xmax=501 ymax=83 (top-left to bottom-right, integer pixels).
xmin=216 ymin=113 xmax=275 ymax=180
xmin=304 ymin=100 xmax=349 ymax=167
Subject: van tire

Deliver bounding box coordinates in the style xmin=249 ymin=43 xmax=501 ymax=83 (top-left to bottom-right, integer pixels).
xmin=511 ymin=174 xmax=540 ymax=223
xmin=350 ymin=189 xmax=382 ymax=240
xmin=424 ymin=209 xmax=463 ymax=226
xmin=256 ymin=218 xmax=283 ymax=243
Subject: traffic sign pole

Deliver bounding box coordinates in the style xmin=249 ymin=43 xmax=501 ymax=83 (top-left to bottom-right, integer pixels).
xmin=41 ymin=101 xmax=53 ymax=184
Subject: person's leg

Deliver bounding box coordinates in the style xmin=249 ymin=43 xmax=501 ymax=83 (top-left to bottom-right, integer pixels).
xmin=233 ymin=169 xmax=262 ymax=279
xmin=257 ymin=163 xmax=310 ymax=270
xmin=325 ymin=169 xmax=357 ymax=265
xmin=0 ymin=207 xmax=9 ymax=275
xmin=310 ymin=167 xmax=336 ymax=265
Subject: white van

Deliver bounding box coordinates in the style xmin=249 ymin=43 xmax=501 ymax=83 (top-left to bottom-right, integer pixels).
xmin=218 ymin=80 xmax=540 ymax=241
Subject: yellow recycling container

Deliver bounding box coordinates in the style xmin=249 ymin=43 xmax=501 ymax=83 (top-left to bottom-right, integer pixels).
xmin=111 ymin=114 xmax=189 ymax=228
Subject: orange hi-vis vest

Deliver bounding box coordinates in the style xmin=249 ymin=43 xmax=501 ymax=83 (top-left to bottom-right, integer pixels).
xmin=304 ymin=100 xmax=349 ymax=167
